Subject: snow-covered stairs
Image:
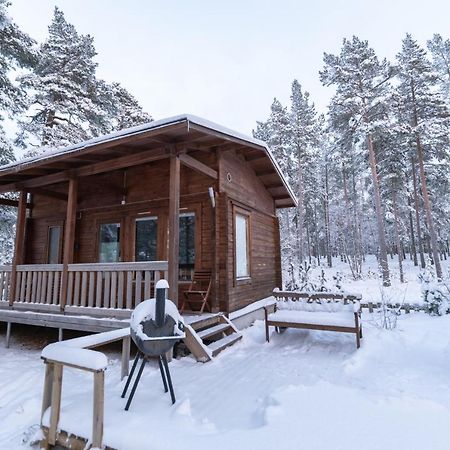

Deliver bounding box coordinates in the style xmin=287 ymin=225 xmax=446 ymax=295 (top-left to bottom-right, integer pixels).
xmin=184 ymin=313 xmax=242 ymax=362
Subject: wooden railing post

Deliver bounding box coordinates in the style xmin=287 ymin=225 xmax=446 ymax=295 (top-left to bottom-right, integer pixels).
xmin=60 ymin=178 xmax=78 ymax=311
xmin=92 ymin=370 xmax=104 ymax=448
xmin=168 ymin=154 xmax=180 ymax=306
xmin=9 ymin=191 xmax=27 ymax=306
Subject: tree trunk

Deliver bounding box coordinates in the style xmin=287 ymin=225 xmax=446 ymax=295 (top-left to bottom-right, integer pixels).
xmin=367 ymin=133 xmax=390 ymax=286
xmin=324 ymin=163 xmax=332 ymax=267
xmin=407 ymin=196 xmax=418 ymax=266
xmin=410 ymin=77 xmax=443 ymax=279
xmin=392 ymin=185 xmax=404 ymax=283
xmin=411 ymin=157 xmax=426 ymax=269
xmin=296 ymin=147 xmax=305 ymax=264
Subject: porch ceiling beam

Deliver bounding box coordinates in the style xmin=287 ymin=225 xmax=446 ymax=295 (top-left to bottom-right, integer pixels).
xmin=0 ymin=147 xmax=172 ymax=194
xmin=179 ymin=153 xmax=218 ymax=179
xmin=0 ymin=197 xmax=31 ymax=208
xmin=28 ymin=188 xmax=68 ymax=202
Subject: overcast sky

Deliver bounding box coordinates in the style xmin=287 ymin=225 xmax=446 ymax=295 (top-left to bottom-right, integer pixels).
xmin=8 ymin=0 xmax=450 ymax=136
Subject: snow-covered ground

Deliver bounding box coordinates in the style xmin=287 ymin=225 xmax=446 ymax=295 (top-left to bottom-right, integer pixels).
xmin=1 ymin=256 xmax=450 ymax=449
xmin=302 ymin=254 xmax=450 ymax=305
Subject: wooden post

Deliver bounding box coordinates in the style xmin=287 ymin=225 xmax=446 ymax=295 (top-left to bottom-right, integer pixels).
xmin=48 ymin=363 xmax=63 ymax=446
xmin=92 ymin=370 xmax=104 ymax=449
xmin=5 ymin=322 xmax=11 ymax=348
xmin=121 ymin=335 xmax=130 ymax=380
xmin=9 ymin=190 xmax=27 ymax=306
xmin=168 ymin=155 xmax=180 ymax=306
xmin=41 ymin=362 xmax=54 ymax=425
xmin=60 ymin=178 xmax=78 ymax=311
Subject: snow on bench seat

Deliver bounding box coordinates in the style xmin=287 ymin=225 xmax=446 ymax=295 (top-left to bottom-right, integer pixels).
xmin=268 ymin=310 xmax=357 ymax=328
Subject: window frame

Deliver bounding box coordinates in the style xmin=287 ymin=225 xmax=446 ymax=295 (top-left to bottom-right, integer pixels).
xmin=96 ymin=219 xmax=124 ymax=263
xmin=233 ymin=205 xmax=251 ymax=285
xmin=45 ymin=221 xmax=64 ymax=264
xmin=134 ymin=215 xmax=159 ymax=262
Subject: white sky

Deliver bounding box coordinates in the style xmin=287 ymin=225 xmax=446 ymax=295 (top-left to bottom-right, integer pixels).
xmin=9 ymin=0 xmax=450 ymax=136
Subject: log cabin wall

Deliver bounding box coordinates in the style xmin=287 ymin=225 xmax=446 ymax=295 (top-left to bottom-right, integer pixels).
xmin=219 ymin=150 xmax=282 ymax=313
xmin=25 ymin=151 xmax=218 ymax=304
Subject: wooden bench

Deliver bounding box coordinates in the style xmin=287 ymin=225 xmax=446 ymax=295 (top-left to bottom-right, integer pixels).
xmin=265 ymin=291 xmax=363 ymax=349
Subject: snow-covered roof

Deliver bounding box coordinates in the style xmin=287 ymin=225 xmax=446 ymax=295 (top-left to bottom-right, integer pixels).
xmin=0 ymin=114 xmax=297 ymax=207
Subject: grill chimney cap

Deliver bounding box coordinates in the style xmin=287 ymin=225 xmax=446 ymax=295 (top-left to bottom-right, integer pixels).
xmin=155 ymin=279 xmax=169 ymax=289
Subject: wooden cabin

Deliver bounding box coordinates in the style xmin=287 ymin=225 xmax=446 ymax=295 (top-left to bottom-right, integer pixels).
xmin=0 ymin=115 xmax=296 ymax=330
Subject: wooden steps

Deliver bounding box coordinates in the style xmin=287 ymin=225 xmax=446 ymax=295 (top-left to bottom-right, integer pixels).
xmin=183 ymin=313 xmax=242 ymax=362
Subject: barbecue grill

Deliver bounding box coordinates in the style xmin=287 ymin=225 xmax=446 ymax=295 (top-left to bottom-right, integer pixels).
xmin=121 ymin=279 xmax=185 ymax=410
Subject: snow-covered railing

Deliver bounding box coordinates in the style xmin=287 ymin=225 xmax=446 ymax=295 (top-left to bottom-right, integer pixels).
xmin=40 ymin=327 xmax=131 ymax=449
xmin=0 ymin=265 xmax=11 ymax=302
xmin=66 ymin=261 xmax=168 ymax=309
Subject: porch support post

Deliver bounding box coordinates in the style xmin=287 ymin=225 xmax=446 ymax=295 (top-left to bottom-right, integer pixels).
xmin=9 ymin=190 xmax=27 ymax=306
xmin=60 ymin=178 xmax=78 ymax=311
xmin=168 ymin=154 xmax=180 ymax=306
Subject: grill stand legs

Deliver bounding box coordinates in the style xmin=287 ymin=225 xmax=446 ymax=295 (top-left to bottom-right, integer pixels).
xmin=122 ymin=353 xmax=176 ymax=410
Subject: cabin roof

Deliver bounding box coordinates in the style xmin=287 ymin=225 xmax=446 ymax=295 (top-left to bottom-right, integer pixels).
xmin=0 ymin=114 xmax=297 ymax=208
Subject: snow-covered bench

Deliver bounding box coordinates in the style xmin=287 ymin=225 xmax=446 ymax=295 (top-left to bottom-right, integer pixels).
xmin=264 ymin=291 xmax=363 ymax=349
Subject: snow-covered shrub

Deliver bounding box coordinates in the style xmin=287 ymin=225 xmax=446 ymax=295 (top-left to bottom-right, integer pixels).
xmin=419 ymin=266 xmax=450 ymax=316
xmin=285 ymin=262 xmax=331 ymax=292
xmin=371 ymin=287 xmax=403 ymax=330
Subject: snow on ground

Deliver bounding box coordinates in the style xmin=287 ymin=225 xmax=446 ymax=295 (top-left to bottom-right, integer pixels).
xmin=2 ymin=312 xmax=450 ymax=450
xmin=1 ymin=256 xmax=450 ymax=449
xmin=305 ymin=254 xmax=450 ymax=305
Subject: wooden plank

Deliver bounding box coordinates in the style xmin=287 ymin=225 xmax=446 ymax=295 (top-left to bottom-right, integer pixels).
xmin=135 ymin=271 xmax=142 ymax=305
xmin=25 ymin=271 xmax=32 ymax=302
xmin=168 ymin=154 xmax=180 ymax=306
xmin=0 ymin=197 xmax=31 ymax=208
xmin=53 ymin=272 xmax=60 ymax=305
xmin=96 ymin=272 xmax=102 ymax=308
xmin=9 ymin=191 xmax=27 ymax=305
xmin=41 ymin=363 xmax=54 ymax=425
xmin=60 ymin=178 xmax=78 ymax=311
xmin=103 ymin=272 xmax=111 ymax=308
xmin=80 ymin=272 xmax=88 ymax=307
xmin=36 ymin=271 xmax=42 ymax=303
xmin=88 ymin=272 xmax=95 ymax=307
xmin=46 ymin=271 xmax=53 ymax=304
xmin=41 ymin=271 xmax=48 ymax=303
xmin=144 ymin=270 xmax=151 ymax=299
xmin=125 ymin=271 xmax=132 ymax=309
xmin=121 ymin=335 xmax=130 ymax=380
xmin=73 ymin=271 xmax=81 ymax=307
xmin=68 ymin=261 xmax=168 ymax=272
xmin=179 ymin=153 xmax=218 ymax=179
xmin=117 ymin=271 xmax=124 ymax=309
xmin=110 ymin=271 xmax=117 ymax=309
xmin=92 ymin=371 xmax=104 ymax=449
xmin=48 ymin=363 xmax=63 ymax=446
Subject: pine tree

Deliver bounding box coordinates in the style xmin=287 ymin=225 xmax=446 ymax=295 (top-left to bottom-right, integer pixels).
xmin=427 ymin=34 xmax=450 ymax=102
xmin=0 ymin=0 xmax=36 ymax=263
xmin=17 ymin=7 xmax=99 ymax=150
xmin=289 ymin=80 xmax=321 ymax=266
xmin=320 ymin=36 xmax=392 ymax=285
xmin=395 ymin=34 xmax=449 ymax=279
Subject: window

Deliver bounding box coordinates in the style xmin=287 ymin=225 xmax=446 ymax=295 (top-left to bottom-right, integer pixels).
xmin=99 ymin=223 xmax=121 ymax=263
xmin=135 ymin=217 xmax=158 ymax=261
xmin=235 ymin=212 xmax=250 ymax=279
xmin=179 ymin=212 xmax=195 ymax=281
xmin=47 ymin=226 xmax=62 ymax=264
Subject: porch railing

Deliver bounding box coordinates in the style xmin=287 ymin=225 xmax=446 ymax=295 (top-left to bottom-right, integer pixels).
xmin=1 ymin=261 xmax=168 ymax=311
xmin=0 ymin=265 xmax=12 ymax=302
xmin=66 ymin=262 xmax=168 ymax=309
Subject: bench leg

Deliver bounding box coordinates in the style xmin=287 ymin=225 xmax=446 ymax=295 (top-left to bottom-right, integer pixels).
xmin=356 ymin=330 xmax=361 ymax=349
xmin=360 ymin=326 xmax=363 ymax=339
